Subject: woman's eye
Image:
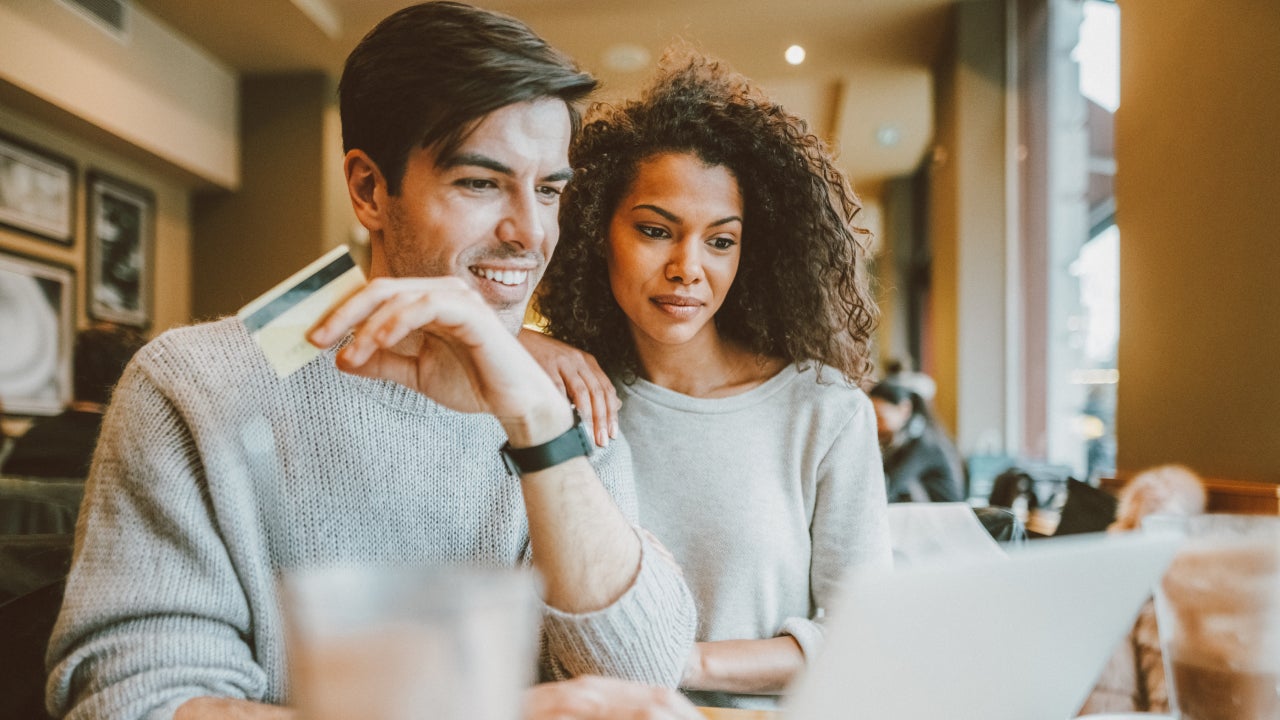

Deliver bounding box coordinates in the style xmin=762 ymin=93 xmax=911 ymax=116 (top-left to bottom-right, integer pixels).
xmin=637 ymin=225 xmax=669 ymax=239
xmin=710 ymin=237 xmax=738 ymax=250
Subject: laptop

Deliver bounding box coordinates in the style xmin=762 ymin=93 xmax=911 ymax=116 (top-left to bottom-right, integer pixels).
xmin=784 ymin=531 xmax=1181 ymax=720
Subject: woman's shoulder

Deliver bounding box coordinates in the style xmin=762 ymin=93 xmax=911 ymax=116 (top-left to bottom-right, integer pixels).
xmin=786 ymin=363 xmax=873 ymax=409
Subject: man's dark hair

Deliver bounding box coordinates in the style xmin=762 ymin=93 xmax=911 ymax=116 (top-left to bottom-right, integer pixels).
xmin=339 ymin=1 xmax=597 ymax=195
xmin=74 ymin=325 xmax=147 ymax=405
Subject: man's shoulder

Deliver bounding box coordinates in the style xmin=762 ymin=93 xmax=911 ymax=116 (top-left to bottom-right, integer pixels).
xmin=136 ymin=317 xmax=256 ymax=370
xmin=129 ymin=317 xmax=273 ymax=393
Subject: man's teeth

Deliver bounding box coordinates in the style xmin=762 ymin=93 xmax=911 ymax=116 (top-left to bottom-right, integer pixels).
xmin=473 ymin=268 xmax=528 ymax=286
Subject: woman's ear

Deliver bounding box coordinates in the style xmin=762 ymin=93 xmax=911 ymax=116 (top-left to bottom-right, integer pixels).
xmin=344 ymin=150 xmax=386 ymax=232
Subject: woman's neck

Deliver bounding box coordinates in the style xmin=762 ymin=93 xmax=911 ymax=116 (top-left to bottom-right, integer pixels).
xmin=632 ymin=328 xmax=784 ymax=398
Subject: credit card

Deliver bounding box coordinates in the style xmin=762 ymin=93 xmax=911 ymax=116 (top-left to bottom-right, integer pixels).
xmin=237 ymin=245 xmax=366 ymax=378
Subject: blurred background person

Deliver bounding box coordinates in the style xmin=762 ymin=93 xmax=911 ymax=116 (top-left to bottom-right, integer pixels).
xmin=869 ymin=379 xmax=964 ymax=503
xmin=2 ymin=323 xmax=145 ymax=478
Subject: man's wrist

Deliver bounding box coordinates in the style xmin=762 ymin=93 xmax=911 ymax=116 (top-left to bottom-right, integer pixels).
xmin=501 ymin=400 xmax=574 ymax=449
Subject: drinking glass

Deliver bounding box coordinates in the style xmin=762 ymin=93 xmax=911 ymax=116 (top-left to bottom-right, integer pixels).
xmin=281 ymin=564 xmax=539 ymax=720
xmin=1150 ymin=514 xmax=1280 ymax=720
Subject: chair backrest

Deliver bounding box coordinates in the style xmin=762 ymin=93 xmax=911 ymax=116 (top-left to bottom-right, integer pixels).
xmin=0 ymin=476 xmax=84 ymax=535
xmin=0 ymin=579 xmax=66 ymax=719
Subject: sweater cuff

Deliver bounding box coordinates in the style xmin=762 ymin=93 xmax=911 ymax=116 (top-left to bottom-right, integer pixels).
xmin=777 ymin=616 xmax=825 ymax=664
xmin=539 ymin=529 xmax=696 ymax=686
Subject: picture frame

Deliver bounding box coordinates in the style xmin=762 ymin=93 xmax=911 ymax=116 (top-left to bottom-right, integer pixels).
xmin=88 ymin=171 xmax=152 ymax=328
xmin=0 ymin=250 xmax=74 ymax=416
xmin=0 ymin=132 xmax=76 ymax=245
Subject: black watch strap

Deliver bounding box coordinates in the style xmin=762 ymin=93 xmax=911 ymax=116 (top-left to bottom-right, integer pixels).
xmin=500 ymin=408 xmax=592 ymax=477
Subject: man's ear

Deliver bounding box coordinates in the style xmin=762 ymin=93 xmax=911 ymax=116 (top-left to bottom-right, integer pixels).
xmin=344 ymin=149 xmax=387 ymax=232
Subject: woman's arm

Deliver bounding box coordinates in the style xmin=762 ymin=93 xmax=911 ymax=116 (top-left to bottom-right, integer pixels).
xmin=681 ymin=637 xmax=806 ymax=694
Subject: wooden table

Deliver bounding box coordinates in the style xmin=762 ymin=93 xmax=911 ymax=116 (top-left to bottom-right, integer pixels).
xmin=697 ymin=708 xmax=779 ymax=719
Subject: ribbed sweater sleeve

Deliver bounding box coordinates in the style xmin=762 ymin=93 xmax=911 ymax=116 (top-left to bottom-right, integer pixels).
xmin=46 ymin=358 xmax=269 ymax=720
xmin=777 ymin=393 xmax=892 ymax=660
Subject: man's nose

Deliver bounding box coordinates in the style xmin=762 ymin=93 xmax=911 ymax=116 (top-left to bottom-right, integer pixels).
xmin=496 ymin=190 xmax=547 ymax=250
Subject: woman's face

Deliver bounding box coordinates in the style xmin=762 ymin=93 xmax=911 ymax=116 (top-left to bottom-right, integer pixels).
xmin=606 ymin=152 xmax=743 ymax=352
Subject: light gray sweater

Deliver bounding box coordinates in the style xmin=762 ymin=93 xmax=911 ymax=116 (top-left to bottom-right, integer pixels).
xmin=46 ymin=318 xmax=695 ymax=720
xmin=617 ymin=364 xmax=892 ymax=710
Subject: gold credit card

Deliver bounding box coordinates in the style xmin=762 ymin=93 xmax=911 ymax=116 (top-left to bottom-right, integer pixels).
xmin=236 ymin=245 xmax=367 ymax=378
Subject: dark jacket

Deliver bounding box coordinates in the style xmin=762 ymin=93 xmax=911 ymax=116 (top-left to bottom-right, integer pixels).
xmin=882 ymin=416 xmax=964 ymax=502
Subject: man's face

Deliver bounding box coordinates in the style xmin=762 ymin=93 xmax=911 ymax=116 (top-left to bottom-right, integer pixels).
xmin=375 ymin=98 xmax=573 ymax=332
xmin=873 ymin=397 xmax=913 ymax=447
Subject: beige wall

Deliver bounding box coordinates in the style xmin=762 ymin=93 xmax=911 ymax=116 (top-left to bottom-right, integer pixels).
xmin=0 ymin=102 xmax=193 ymax=336
xmin=1115 ymin=1 xmax=1280 ymax=482
xmin=191 ymin=73 xmax=352 ymax=319
xmin=0 ymin=0 xmax=238 ymax=190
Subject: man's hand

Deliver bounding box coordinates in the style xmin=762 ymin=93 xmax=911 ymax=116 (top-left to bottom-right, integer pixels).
xmin=309 ymin=277 xmax=570 ymax=446
xmin=519 ymin=328 xmax=619 ymax=448
xmin=523 ymin=676 xmax=704 ymax=720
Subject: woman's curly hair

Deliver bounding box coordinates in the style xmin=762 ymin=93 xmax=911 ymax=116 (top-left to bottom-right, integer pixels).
xmin=537 ymin=51 xmax=878 ymax=383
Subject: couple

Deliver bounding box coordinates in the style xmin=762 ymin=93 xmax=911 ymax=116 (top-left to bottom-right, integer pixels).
xmin=46 ymin=3 xmax=889 ymax=719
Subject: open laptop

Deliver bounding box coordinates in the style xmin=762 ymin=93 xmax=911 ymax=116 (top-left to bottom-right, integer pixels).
xmin=784 ymin=531 xmax=1181 ymax=720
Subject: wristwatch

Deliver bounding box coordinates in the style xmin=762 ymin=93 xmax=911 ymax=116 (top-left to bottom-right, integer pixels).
xmin=499 ymin=407 xmax=592 ymax=477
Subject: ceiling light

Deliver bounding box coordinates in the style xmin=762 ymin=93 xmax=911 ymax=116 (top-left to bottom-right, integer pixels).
xmin=875 ymin=124 xmax=902 ymax=148
xmin=603 ymin=43 xmax=651 ymax=73
xmin=785 ymin=45 xmax=806 ymax=65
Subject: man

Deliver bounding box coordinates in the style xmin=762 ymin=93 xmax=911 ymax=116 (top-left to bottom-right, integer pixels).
xmin=46 ymin=4 xmax=697 ymax=719
xmin=3 ymin=324 xmax=146 ymax=479
xmin=868 ymin=380 xmax=964 ymax=503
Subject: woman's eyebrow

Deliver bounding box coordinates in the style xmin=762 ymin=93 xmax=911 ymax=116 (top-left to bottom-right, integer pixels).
xmin=632 ymin=203 xmax=680 ymax=222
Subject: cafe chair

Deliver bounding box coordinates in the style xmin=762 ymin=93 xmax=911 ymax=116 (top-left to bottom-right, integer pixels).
xmin=0 ymin=578 xmax=65 ymax=719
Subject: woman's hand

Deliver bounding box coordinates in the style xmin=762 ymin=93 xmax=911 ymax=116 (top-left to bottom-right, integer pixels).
xmin=519 ymin=328 xmax=620 ymax=448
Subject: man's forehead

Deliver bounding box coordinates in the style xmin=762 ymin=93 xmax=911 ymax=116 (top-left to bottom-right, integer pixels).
xmin=444 ymin=99 xmax=572 ymax=163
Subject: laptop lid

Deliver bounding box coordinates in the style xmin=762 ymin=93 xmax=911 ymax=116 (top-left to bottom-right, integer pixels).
xmin=784 ymin=531 xmax=1180 ymax=720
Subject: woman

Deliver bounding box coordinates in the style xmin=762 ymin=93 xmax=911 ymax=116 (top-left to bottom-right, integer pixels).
xmin=530 ymin=53 xmax=891 ymax=709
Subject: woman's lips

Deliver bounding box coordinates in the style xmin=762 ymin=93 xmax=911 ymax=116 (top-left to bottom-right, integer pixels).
xmin=650 ymin=294 xmax=703 ymax=319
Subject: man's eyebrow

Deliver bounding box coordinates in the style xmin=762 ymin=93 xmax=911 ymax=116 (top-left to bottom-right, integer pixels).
xmin=545 ymin=168 xmax=574 ymax=184
xmin=633 ymin=204 xmax=742 ymax=228
xmin=442 ymin=154 xmax=572 ymax=185
xmin=441 ymin=153 xmax=512 ymax=175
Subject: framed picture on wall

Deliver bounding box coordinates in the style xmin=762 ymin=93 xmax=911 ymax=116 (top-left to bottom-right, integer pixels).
xmin=0 ymin=132 xmax=76 ymax=245
xmin=0 ymin=250 xmax=74 ymax=415
xmin=88 ymin=171 xmax=152 ymax=328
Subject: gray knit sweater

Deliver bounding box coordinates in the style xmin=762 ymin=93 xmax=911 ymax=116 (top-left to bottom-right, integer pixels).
xmin=46 ymin=318 xmax=695 ymax=720
xmin=617 ymin=364 xmax=892 ymax=710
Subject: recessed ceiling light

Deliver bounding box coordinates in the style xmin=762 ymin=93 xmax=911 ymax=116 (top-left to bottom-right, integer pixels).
xmin=875 ymin=124 xmax=902 ymax=148
xmin=603 ymin=43 xmax=651 ymax=73
xmin=785 ymin=45 xmax=806 ymax=65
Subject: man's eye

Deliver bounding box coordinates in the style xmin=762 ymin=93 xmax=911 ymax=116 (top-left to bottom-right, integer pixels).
xmin=458 ymin=178 xmax=497 ymax=190
xmin=537 ymin=185 xmax=565 ymax=198
xmin=638 ymin=225 xmax=669 ymax=239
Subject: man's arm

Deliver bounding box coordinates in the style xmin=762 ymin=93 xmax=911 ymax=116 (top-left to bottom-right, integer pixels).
xmin=310 ymin=277 xmax=640 ymax=612
xmin=309 ymin=278 xmax=695 ymax=683
xmin=47 ymin=358 xmax=269 ymax=719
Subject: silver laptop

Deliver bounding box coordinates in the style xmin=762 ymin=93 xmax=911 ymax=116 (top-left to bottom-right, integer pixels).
xmin=784 ymin=531 xmax=1181 ymax=720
